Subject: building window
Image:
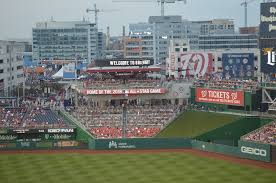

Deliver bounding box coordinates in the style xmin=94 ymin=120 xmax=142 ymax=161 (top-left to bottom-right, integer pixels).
xmin=0 ymin=59 xmax=3 ymax=64
xmin=17 ymin=66 xmax=23 ymax=70
xmin=0 ymin=69 xmax=3 ymax=73
xmin=17 ymin=74 xmax=23 ymax=78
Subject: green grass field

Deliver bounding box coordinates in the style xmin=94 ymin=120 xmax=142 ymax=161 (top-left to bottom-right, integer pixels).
xmin=0 ymin=152 xmax=275 ymax=183
xmin=158 ymin=111 xmax=239 ymax=138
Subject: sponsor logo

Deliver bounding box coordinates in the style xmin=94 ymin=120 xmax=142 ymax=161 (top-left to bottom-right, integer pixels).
xmin=47 ymin=129 xmax=74 ymax=133
xmin=241 ymin=146 xmax=267 ymax=157
xmin=263 ymin=48 xmax=274 ymax=56
xmin=108 ymin=141 xmax=136 ymax=149
xmin=20 ymin=142 xmax=30 ymax=147
xmin=13 ymin=129 xmax=29 ymax=134
xmin=179 ymin=53 xmax=212 ymax=78
xmin=201 ymin=90 xmax=207 ymax=97
xmin=266 ymin=50 xmax=276 ymax=66
xmin=0 ymin=135 xmax=17 ymax=141
xmin=109 ymin=141 xmax=118 ymax=149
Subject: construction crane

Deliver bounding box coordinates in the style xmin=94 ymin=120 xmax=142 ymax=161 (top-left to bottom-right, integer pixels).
xmin=240 ymin=0 xmax=258 ymax=27
xmin=86 ymin=4 xmax=119 ymax=29
xmin=113 ymin=0 xmax=187 ymax=16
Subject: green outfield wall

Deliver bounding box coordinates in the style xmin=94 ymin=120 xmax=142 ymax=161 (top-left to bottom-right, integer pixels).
xmin=191 ymin=140 xmax=239 ymax=157
xmin=0 ymin=140 xmax=87 ymax=150
xmin=89 ymin=138 xmax=191 ymax=150
xmin=238 ymin=140 xmax=271 ymax=162
xmin=89 ymin=137 xmax=272 ymax=162
xmin=191 ymin=140 xmax=271 ymax=162
xmin=196 ymin=117 xmax=273 ymax=146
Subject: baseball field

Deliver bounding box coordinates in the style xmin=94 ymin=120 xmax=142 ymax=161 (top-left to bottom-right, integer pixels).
xmin=0 ymin=111 xmax=275 ymax=183
xmin=0 ymin=149 xmax=275 ymax=183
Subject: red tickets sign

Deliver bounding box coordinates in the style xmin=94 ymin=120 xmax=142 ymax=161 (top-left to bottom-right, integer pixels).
xmin=82 ymin=88 xmax=166 ymax=95
xmin=196 ymin=88 xmax=244 ymax=106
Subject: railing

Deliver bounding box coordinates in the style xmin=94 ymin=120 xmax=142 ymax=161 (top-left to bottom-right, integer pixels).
xmin=261 ymin=82 xmax=276 ymax=88
xmin=59 ymin=109 xmax=95 ymax=139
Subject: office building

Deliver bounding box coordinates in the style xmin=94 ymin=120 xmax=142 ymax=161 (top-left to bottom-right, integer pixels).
xmin=126 ymin=23 xmax=154 ymax=58
xmin=193 ymin=19 xmax=235 ymax=35
xmin=0 ymin=40 xmax=25 ymax=96
xmin=198 ymin=34 xmax=258 ymax=50
xmin=32 ymin=20 xmax=98 ymax=64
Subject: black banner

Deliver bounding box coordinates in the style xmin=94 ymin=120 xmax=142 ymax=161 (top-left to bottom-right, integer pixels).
xmin=94 ymin=58 xmax=154 ymax=67
xmin=6 ymin=128 xmax=75 ymax=134
xmin=260 ymin=2 xmax=276 ymax=37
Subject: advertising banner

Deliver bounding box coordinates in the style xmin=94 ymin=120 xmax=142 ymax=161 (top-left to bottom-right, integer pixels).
xmin=195 ymin=88 xmax=244 ymax=106
xmin=83 ymin=88 xmax=167 ymax=95
xmin=260 ymin=39 xmax=276 ymax=73
xmin=6 ymin=128 xmax=75 ymax=134
xmin=222 ymin=53 xmax=254 ymax=79
xmin=90 ymin=138 xmax=191 ymax=150
xmin=63 ymin=63 xmax=76 ymax=79
xmin=238 ymin=140 xmax=271 ymax=162
xmin=179 ymin=52 xmax=212 ymax=78
xmin=95 ymin=58 xmax=154 ymax=67
xmin=260 ymin=2 xmax=276 ymax=37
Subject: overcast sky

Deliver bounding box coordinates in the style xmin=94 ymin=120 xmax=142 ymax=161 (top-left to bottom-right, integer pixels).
xmin=0 ymin=0 xmax=261 ymax=40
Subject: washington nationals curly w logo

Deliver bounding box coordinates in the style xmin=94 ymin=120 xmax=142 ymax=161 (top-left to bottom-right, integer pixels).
xmin=179 ymin=53 xmax=212 ymax=78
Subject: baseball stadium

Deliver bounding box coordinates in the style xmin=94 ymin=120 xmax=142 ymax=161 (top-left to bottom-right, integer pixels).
xmin=1 ymin=56 xmax=276 ymax=183
xmin=2 ymin=1 xmax=276 ymax=182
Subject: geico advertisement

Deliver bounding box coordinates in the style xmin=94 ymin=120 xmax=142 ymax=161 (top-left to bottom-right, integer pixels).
xmin=196 ymin=88 xmax=244 ymax=106
xmin=240 ymin=146 xmax=267 ymax=157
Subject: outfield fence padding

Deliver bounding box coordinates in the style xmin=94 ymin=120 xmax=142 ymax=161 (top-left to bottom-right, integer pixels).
xmin=271 ymin=146 xmax=276 ymax=163
xmin=191 ymin=140 xmax=271 ymax=162
xmin=89 ymin=138 xmax=191 ymax=150
xmin=0 ymin=140 xmax=87 ymax=150
xmin=191 ymin=140 xmax=239 ymax=157
xmin=238 ymin=140 xmax=271 ymax=162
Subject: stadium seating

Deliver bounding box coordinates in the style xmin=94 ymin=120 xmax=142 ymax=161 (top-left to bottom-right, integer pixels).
xmin=84 ymin=79 xmax=162 ymax=89
xmin=193 ymin=79 xmax=259 ymax=91
xmin=0 ymin=106 xmax=68 ymax=129
xmin=70 ymin=105 xmax=179 ymax=138
xmin=241 ymin=121 xmax=276 ymax=145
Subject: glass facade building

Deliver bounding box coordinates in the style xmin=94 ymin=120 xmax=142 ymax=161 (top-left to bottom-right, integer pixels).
xmin=32 ymin=21 xmax=98 ymax=64
xmin=199 ymin=34 xmax=258 ymax=50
